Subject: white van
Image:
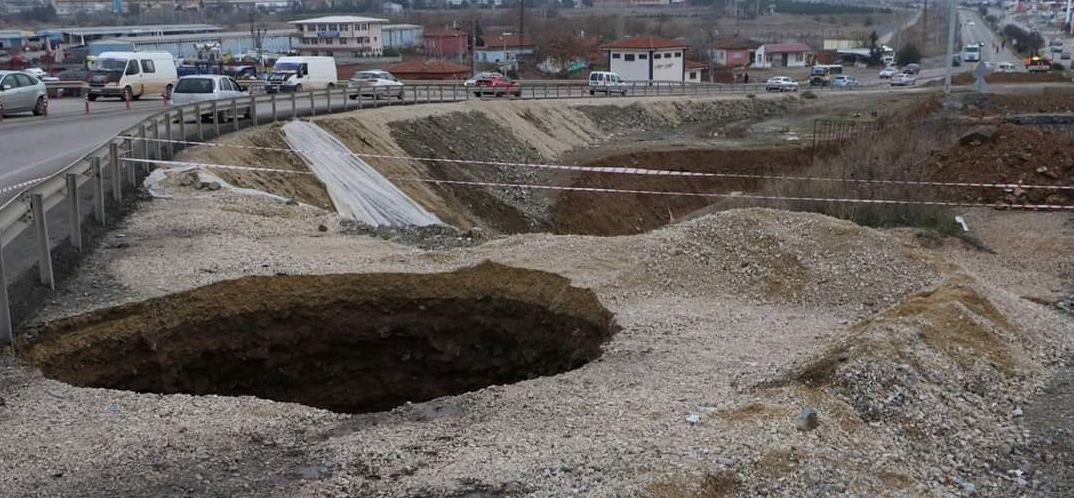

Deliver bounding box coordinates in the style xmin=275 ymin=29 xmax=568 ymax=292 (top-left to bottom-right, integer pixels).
xmin=87 ymin=52 xmax=177 ymax=101
xmin=588 ymin=71 xmax=628 ymax=95
xmin=266 ymin=56 xmax=338 ymax=93
xmin=996 ymin=62 xmax=1016 ymax=73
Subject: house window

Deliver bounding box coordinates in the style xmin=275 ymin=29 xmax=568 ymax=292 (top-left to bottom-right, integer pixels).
xmin=653 ymin=53 xmax=662 ymax=59
xmin=674 ymin=52 xmax=682 ymax=58
xmin=624 ymin=54 xmax=635 ymax=61
xmin=612 ymin=53 xmax=621 ymax=59
xmin=794 ymin=53 xmax=803 ymax=62
xmin=690 ymin=71 xmax=697 ymax=79
xmin=639 ymin=54 xmax=647 ymax=59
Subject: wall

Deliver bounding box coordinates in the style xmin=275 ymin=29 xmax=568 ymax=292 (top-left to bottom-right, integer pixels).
xmin=608 ymin=50 xmax=650 ymax=81
xmin=651 ymin=48 xmax=683 ymax=81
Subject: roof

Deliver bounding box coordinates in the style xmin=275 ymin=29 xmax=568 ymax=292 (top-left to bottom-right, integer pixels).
xmin=289 ymin=16 xmax=389 ymax=24
xmin=60 ymin=24 xmax=219 ymax=36
xmin=715 ymin=36 xmax=761 ymax=50
xmin=480 ymin=33 xmax=535 ymax=49
xmin=762 ymin=42 xmax=813 ymax=53
xmin=684 ymin=60 xmax=708 ymax=70
xmin=383 ymin=24 xmax=422 ymax=30
xmin=602 ymin=36 xmax=687 ymax=50
xmin=388 ymin=60 xmax=471 ymax=74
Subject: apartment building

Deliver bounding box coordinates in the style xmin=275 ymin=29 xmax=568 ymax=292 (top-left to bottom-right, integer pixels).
xmin=289 ymin=15 xmax=389 ymax=57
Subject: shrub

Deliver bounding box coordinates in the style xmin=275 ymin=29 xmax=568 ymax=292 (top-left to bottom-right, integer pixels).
xmin=801 ymin=90 xmax=817 ymax=99
xmin=896 ymin=43 xmax=922 ymax=66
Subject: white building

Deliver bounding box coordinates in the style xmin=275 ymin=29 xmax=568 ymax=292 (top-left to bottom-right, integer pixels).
xmin=289 ymin=15 xmax=389 ymax=58
xmin=602 ymin=36 xmax=688 ymax=82
xmin=753 ymin=42 xmax=813 ymax=69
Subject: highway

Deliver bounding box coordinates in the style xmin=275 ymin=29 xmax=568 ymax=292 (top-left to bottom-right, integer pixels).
xmin=959 ymin=9 xmax=1025 ymax=67
xmin=0 ymin=98 xmax=166 ymax=202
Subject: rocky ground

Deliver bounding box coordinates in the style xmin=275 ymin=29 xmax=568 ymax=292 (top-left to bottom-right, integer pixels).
xmin=2 ymin=91 xmax=1073 ymax=498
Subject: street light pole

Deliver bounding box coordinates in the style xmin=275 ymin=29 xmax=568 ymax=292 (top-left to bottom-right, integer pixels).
xmin=943 ymin=0 xmax=957 ymax=95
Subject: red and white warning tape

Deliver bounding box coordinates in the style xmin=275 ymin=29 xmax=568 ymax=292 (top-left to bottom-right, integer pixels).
xmin=121 ymin=157 xmax=1074 ymax=211
xmin=118 ymin=135 xmax=1074 ymax=192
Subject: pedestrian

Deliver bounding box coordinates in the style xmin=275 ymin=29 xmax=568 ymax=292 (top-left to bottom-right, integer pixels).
xmin=744 ymin=72 xmax=750 ymax=84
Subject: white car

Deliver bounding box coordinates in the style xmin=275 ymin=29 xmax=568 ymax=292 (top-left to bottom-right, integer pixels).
xmin=169 ymin=75 xmax=251 ymax=122
xmin=890 ymin=72 xmax=917 ymax=86
xmin=0 ymin=70 xmax=48 ymax=117
xmin=967 ymin=21 xmax=976 ymax=26
xmin=879 ymin=66 xmax=897 ymax=78
xmin=765 ymin=76 xmax=799 ymax=92
xmin=464 ymin=72 xmax=503 ymax=87
xmin=347 ymin=70 xmax=404 ymax=100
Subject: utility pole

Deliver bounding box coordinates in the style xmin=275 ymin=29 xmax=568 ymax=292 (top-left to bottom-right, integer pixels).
xmin=943 ymin=0 xmax=957 ymax=95
xmin=470 ymin=19 xmax=476 ymax=76
xmin=519 ymin=0 xmax=525 ymax=74
xmin=923 ymin=0 xmax=929 ymax=45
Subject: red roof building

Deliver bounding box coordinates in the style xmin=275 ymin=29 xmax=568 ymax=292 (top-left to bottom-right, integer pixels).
xmin=602 ymin=36 xmax=690 ymax=83
xmin=423 ymin=28 xmax=468 ymax=59
xmin=755 ymin=42 xmax=815 ymax=68
xmin=712 ymin=36 xmax=761 ymax=68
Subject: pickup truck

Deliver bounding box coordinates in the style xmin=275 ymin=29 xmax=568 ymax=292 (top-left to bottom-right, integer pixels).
xmin=472 ymin=75 xmax=522 ymax=98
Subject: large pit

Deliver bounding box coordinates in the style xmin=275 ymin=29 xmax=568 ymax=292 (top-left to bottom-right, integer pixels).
xmin=19 ymin=262 xmax=617 ymax=413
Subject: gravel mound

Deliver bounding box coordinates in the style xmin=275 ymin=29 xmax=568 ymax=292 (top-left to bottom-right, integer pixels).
xmin=623 ymin=208 xmax=939 ymax=310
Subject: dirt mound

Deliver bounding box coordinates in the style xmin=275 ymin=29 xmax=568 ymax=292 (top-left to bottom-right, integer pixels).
xmin=963 ymin=92 xmax=1074 ymax=116
xmin=551 ymin=147 xmax=816 ymax=236
xmin=19 ymin=262 xmax=617 ymax=414
xmin=620 ymin=208 xmax=938 ymax=309
xmin=924 ymin=124 xmax=1074 ymax=205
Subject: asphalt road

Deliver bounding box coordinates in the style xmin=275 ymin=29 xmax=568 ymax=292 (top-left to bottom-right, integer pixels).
xmin=0 ymin=97 xmax=166 ymax=202
xmin=960 ymin=9 xmax=1025 ymax=67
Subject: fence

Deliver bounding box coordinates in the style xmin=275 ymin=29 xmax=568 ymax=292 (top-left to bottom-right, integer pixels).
xmin=0 ymin=78 xmax=885 ymax=345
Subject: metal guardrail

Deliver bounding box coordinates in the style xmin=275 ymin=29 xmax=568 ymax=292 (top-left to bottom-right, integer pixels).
xmin=0 ymin=79 xmax=870 ymax=344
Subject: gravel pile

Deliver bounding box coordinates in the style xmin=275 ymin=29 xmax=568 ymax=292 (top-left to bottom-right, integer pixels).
xmin=1 ymin=188 xmax=1072 ymax=498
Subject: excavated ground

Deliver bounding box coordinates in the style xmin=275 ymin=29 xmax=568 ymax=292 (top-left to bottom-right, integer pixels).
xmin=19 ymin=263 xmax=616 ymax=414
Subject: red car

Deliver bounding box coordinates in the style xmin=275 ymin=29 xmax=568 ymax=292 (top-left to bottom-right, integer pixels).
xmin=472 ymin=75 xmax=522 ymax=98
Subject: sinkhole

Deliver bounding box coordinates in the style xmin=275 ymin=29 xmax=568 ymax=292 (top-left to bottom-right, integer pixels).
xmin=20 ymin=262 xmax=617 ymax=414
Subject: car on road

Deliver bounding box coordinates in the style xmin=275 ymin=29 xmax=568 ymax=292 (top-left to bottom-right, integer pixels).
xmin=0 ymin=70 xmax=48 ymax=117
xmin=996 ymin=62 xmax=1016 ymax=72
xmin=347 ymin=70 xmax=404 ymax=100
xmin=1063 ymin=52 xmax=1072 ymax=61
xmin=53 ymin=69 xmax=90 ymax=96
xmin=169 ymin=74 xmax=250 ymax=122
xmin=903 ymin=63 xmax=921 ymax=75
xmin=967 ymin=21 xmax=976 ymax=26
xmin=472 ymin=74 xmax=521 ymax=97
xmin=890 ymin=72 xmax=917 ymax=86
xmin=831 ymin=75 xmax=859 ymax=88
xmin=765 ymin=76 xmax=799 ymax=92
xmin=464 ymin=72 xmax=504 ymax=87
xmin=1052 ymin=45 xmax=1064 ymax=54
xmin=588 ymin=70 xmax=629 ymax=95
xmin=952 ymin=55 xmax=961 ymax=67
xmin=879 ymin=66 xmax=897 ymax=78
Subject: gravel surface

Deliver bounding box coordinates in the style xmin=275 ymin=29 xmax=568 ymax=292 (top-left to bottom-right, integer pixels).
xmin=2 ymin=184 xmax=1072 ymax=497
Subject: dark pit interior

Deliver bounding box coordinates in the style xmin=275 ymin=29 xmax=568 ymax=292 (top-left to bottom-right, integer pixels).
xmin=20 ymin=262 xmax=617 ymax=413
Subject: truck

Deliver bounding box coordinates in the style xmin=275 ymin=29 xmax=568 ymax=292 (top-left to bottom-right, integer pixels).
xmin=963 ymin=44 xmax=982 ymax=62
xmin=808 ymin=64 xmax=843 ymax=86
xmin=266 ymin=56 xmax=337 ymax=93
xmin=1026 ymin=56 xmax=1051 ymax=72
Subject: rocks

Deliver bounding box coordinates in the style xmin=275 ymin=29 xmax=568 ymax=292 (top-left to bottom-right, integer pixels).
xmin=686 ymin=413 xmax=701 ymax=424
xmin=959 ymin=126 xmax=999 ymax=146
xmin=796 ymin=408 xmax=819 ymax=431
xmin=1011 ymin=407 xmax=1024 ymax=419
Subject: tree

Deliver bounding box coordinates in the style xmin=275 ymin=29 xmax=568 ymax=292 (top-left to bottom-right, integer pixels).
xmin=896 ymin=42 xmax=922 ymax=66
xmin=867 ymin=30 xmax=881 ymax=66
xmin=538 ymin=31 xmax=584 ymax=74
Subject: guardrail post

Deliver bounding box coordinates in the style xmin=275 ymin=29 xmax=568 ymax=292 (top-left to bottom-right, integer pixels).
xmin=111 ymin=148 xmax=123 ymax=203
xmin=92 ymin=157 xmax=105 ymax=226
xmin=250 ymin=95 xmax=258 ymax=126
xmin=152 ymin=120 xmax=162 ymax=160
xmin=124 ymin=138 xmax=137 ymax=185
xmin=138 ymin=124 xmax=148 ymax=160
xmin=309 ymin=91 xmax=316 ymax=117
xmin=231 ymin=99 xmax=239 ymax=132
xmin=66 ymin=173 xmax=81 ymax=252
xmin=271 ymin=93 xmax=278 ymax=121
xmin=195 ymin=104 xmax=203 ymax=141
xmin=290 ymin=91 xmax=297 ymax=119
xmin=0 ymin=234 xmax=11 ymax=346
xmin=326 ymin=87 xmax=332 ymax=113
xmin=211 ymin=100 xmax=220 ymax=137
xmin=30 ymin=193 xmax=54 ymax=290
xmin=165 ymin=113 xmax=173 ymax=159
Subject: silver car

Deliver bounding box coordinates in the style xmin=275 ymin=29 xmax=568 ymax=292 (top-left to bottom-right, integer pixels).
xmin=169 ymin=75 xmax=251 ymax=122
xmin=0 ymin=70 xmax=48 ymax=117
xmin=347 ymin=70 xmax=404 ymax=100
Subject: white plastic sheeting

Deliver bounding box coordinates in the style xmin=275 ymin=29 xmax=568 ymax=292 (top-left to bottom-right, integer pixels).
xmin=282 ymin=120 xmax=442 ymax=227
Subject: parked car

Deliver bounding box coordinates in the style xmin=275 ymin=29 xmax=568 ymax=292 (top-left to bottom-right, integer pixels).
xmin=169 ymin=74 xmax=250 ymax=122
xmin=347 ymin=70 xmax=404 ymax=100
xmin=588 ymin=70 xmax=628 ymax=95
xmin=879 ymin=66 xmax=898 ymax=78
xmin=1063 ymin=52 xmax=1072 ymax=61
xmin=952 ymin=55 xmax=962 ymax=67
xmin=890 ymin=72 xmax=917 ymax=86
xmin=473 ymin=75 xmax=521 ymax=97
xmin=764 ymin=76 xmax=799 ymax=92
xmin=0 ymin=70 xmax=48 ymax=117
xmin=903 ymin=63 xmax=921 ymax=75
xmin=831 ymin=75 xmax=859 ymax=87
xmin=464 ymin=72 xmax=504 ymax=87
